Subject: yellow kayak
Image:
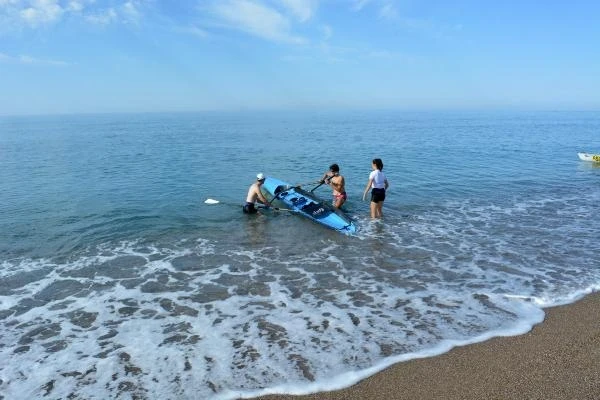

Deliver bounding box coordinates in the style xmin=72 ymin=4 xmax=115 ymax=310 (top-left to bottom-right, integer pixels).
xmin=577 ymin=152 xmax=600 ymax=162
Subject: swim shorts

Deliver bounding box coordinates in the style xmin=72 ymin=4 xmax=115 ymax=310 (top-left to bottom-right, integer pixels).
xmin=243 ymin=202 xmax=257 ymax=214
xmin=371 ymin=188 xmax=386 ymax=203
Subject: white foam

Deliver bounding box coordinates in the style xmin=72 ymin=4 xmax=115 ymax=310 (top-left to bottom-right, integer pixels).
xmin=228 ymin=297 xmax=546 ymax=400
xmin=1 ymin=196 xmax=599 ymax=400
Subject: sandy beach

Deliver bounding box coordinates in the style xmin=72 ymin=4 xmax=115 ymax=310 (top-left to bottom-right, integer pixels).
xmin=254 ymin=291 xmax=600 ymax=400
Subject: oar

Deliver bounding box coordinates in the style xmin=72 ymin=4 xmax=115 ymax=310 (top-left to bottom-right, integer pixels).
xmin=309 ymin=180 xmax=327 ymax=192
xmin=289 ymin=180 xmax=321 ymax=189
xmin=204 ymin=198 xmax=296 ymax=212
xmin=263 ymin=206 xmax=298 ymax=213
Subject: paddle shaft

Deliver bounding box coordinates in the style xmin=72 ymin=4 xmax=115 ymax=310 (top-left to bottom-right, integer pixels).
xmin=292 ymin=180 xmax=321 ymax=188
xmin=205 ymin=198 xmax=294 ymax=212
xmin=310 ymin=181 xmax=326 ymax=192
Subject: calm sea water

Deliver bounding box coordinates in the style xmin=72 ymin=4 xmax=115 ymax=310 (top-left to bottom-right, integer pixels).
xmin=1 ymin=111 xmax=599 ymax=399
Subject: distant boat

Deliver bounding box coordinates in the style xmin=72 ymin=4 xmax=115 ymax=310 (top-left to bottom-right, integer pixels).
xmin=578 ymin=152 xmax=600 ymax=162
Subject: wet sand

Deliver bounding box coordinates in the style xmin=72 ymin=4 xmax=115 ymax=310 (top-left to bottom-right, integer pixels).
xmin=254 ymin=291 xmax=600 ymax=400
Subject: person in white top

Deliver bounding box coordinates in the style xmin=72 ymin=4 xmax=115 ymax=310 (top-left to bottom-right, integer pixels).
xmin=243 ymin=173 xmax=269 ymax=214
xmin=362 ymin=158 xmax=389 ymax=218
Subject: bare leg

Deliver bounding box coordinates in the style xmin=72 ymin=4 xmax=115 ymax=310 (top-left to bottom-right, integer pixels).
xmin=377 ymin=201 xmax=384 ymax=218
xmin=334 ymin=197 xmax=345 ymax=209
xmin=370 ymin=201 xmax=377 ymax=218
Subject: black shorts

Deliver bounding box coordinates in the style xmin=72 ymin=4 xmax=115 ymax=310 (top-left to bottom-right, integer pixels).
xmin=371 ymin=188 xmax=386 ymax=203
xmin=243 ymin=202 xmax=257 ymax=214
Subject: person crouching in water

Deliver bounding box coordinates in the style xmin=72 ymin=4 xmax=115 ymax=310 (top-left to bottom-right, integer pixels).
xmin=243 ymin=173 xmax=270 ymax=213
xmin=320 ymin=163 xmax=347 ymax=209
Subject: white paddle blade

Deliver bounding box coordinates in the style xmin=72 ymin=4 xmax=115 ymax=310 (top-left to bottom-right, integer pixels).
xmin=204 ymin=199 xmax=220 ymax=204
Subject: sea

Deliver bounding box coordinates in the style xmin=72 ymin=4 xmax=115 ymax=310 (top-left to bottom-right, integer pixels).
xmin=1 ymin=111 xmax=599 ymax=399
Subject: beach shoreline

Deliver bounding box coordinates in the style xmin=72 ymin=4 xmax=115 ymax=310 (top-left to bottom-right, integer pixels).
xmin=252 ymin=291 xmax=600 ymax=400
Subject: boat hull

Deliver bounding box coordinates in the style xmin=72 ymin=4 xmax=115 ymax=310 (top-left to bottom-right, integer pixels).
xmin=262 ymin=177 xmax=357 ymax=234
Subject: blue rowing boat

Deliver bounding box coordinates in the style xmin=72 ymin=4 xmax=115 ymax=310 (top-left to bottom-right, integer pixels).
xmin=262 ymin=176 xmax=357 ymax=235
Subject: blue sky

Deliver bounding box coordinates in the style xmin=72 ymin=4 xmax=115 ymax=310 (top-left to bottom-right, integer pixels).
xmin=1 ymin=0 xmax=599 ymax=115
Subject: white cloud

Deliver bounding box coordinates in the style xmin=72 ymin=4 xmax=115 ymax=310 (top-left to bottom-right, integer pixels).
xmin=84 ymin=7 xmax=118 ymax=25
xmin=67 ymin=1 xmax=84 ymax=13
xmin=0 ymin=0 xmax=146 ymax=29
xmin=83 ymin=1 xmax=144 ymax=26
xmin=177 ymin=25 xmax=209 ymax=39
xmin=379 ymin=2 xmax=397 ymax=20
xmin=121 ymin=1 xmax=141 ymax=24
xmin=20 ymin=0 xmax=64 ymax=26
xmin=209 ymin=0 xmax=305 ymax=44
xmin=351 ymin=0 xmax=371 ymax=12
xmin=279 ymin=0 xmax=318 ymax=22
xmin=352 ymin=0 xmax=399 ymax=18
xmin=0 ymin=51 xmax=69 ymax=66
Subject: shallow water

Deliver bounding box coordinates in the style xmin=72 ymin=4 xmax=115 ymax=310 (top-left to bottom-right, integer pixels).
xmin=1 ymin=111 xmax=599 ymax=399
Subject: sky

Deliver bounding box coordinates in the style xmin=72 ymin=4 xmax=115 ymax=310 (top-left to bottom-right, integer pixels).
xmin=1 ymin=0 xmax=599 ymax=115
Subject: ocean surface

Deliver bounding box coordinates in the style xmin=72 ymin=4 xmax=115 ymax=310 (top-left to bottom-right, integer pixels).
xmin=1 ymin=111 xmax=599 ymax=399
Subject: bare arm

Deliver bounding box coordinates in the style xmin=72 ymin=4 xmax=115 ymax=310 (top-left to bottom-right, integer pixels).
xmin=320 ymin=171 xmax=333 ymax=183
xmin=256 ymin=187 xmax=269 ymax=205
xmin=362 ymin=178 xmax=373 ymax=201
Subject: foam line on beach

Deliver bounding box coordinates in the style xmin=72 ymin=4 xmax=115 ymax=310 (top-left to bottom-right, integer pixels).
xmin=226 ymin=306 xmax=545 ymax=399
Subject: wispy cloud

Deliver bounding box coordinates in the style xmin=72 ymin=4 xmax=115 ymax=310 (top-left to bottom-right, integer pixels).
xmin=351 ymin=0 xmax=399 ymax=19
xmin=378 ymin=2 xmax=397 ymax=20
xmin=121 ymin=1 xmax=141 ymax=25
xmin=280 ymin=0 xmax=318 ymax=22
xmin=351 ymin=0 xmax=372 ymax=12
xmin=175 ymin=25 xmax=209 ymax=39
xmin=317 ymin=41 xmax=357 ymax=63
xmin=85 ymin=8 xmax=118 ymax=25
xmin=67 ymin=1 xmax=85 ymax=13
xmin=19 ymin=0 xmax=64 ymax=26
xmin=207 ymin=0 xmax=306 ymax=44
xmin=0 ymin=1 xmax=318 ymax=42
xmin=0 ymin=51 xmax=69 ymax=66
xmin=348 ymin=0 xmax=459 ymax=42
xmin=84 ymin=1 xmax=142 ymax=26
xmin=0 ymin=0 xmax=145 ymax=28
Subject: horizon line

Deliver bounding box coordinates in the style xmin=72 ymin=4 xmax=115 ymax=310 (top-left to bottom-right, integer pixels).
xmin=2 ymin=107 xmax=599 ymax=118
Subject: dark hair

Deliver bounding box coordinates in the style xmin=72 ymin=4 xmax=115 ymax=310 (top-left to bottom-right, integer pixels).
xmin=329 ymin=163 xmax=339 ymax=173
xmin=372 ymin=158 xmax=383 ymax=170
